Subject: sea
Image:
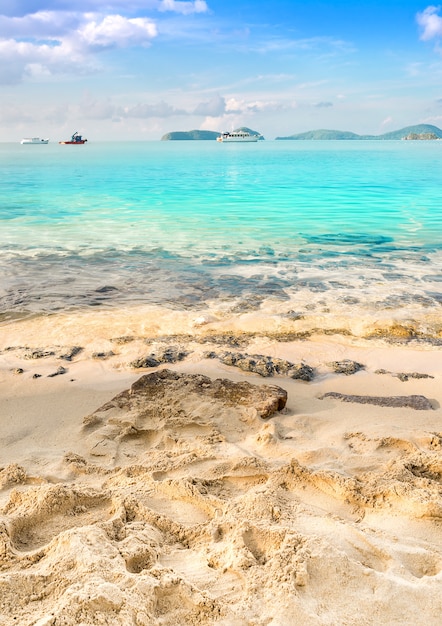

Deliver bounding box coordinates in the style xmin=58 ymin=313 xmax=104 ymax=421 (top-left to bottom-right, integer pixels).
xmin=1 ymin=139 xmax=441 ymax=338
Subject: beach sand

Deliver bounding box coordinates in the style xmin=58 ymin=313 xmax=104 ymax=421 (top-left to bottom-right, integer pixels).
xmin=1 ymin=307 xmax=441 ymax=625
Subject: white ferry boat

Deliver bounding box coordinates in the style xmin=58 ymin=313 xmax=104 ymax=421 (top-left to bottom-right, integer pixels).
xmin=217 ymin=131 xmax=261 ymax=142
xmin=20 ymin=137 xmax=49 ymax=144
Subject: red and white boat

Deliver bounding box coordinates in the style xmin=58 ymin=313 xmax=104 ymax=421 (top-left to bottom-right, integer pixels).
xmin=59 ymin=131 xmax=87 ymax=145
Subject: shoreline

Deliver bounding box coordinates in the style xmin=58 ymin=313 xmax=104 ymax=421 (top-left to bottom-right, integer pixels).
xmin=1 ymin=301 xmax=441 ymax=342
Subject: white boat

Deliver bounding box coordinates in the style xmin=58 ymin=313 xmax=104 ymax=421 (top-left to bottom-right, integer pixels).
xmin=20 ymin=137 xmax=49 ymax=144
xmin=217 ymin=131 xmax=261 ymax=142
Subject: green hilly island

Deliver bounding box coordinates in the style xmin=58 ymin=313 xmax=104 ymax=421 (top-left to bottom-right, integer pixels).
xmin=161 ymin=127 xmax=263 ymax=140
xmin=275 ymin=124 xmax=442 ymax=140
xmin=161 ymin=130 xmax=220 ymax=140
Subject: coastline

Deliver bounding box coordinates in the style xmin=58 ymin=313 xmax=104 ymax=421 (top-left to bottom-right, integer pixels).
xmin=1 ymin=306 xmax=441 ymax=624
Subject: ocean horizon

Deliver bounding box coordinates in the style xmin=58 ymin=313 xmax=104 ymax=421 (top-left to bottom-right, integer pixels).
xmin=1 ymin=140 xmax=441 ymax=337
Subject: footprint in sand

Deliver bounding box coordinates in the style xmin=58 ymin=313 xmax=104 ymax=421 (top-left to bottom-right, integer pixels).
xmin=6 ymin=484 xmax=112 ymax=552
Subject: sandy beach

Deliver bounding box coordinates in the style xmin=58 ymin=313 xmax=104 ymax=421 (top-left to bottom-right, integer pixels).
xmin=0 ymin=307 xmax=441 ymax=625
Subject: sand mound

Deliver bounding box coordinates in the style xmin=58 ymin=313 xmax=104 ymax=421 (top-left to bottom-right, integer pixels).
xmin=1 ymin=369 xmax=442 ymax=625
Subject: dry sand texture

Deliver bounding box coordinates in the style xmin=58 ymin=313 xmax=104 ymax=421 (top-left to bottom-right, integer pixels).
xmin=0 ymin=314 xmax=442 ymax=625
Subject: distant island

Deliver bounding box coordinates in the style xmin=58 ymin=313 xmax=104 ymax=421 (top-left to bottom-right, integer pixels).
xmin=275 ymin=124 xmax=442 ymax=140
xmin=161 ymin=130 xmax=220 ymax=140
xmin=161 ymin=123 xmax=442 ymax=141
xmin=161 ymin=127 xmax=264 ymax=140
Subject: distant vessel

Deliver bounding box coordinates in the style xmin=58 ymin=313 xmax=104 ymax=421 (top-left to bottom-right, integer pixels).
xmin=59 ymin=131 xmax=87 ymax=145
xmin=20 ymin=137 xmax=49 ymax=144
xmin=217 ymin=131 xmax=261 ymax=142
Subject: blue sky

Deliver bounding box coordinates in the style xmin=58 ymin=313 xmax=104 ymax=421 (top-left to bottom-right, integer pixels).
xmin=1 ymin=0 xmax=442 ymax=140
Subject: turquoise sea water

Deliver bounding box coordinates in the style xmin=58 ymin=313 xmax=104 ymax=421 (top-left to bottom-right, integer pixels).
xmin=1 ymin=140 xmax=441 ymax=326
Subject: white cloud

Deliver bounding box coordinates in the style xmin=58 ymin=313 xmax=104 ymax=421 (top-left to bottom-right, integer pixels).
xmin=121 ymin=100 xmax=186 ymax=117
xmin=223 ymin=96 xmax=292 ymax=115
xmin=417 ymin=6 xmax=442 ymax=40
xmin=1 ymin=1 xmax=205 ymax=17
xmin=78 ymin=14 xmax=157 ymax=49
xmin=297 ymin=79 xmax=328 ymax=90
xmin=0 ymin=37 xmax=88 ymax=84
xmin=245 ymin=100 xmax=290 ymax=113
xmin=74 ymin=95 xmax=190 ymax=119
xmin=75 ymin=97 xmax=119 ymax=120
xmin=0 ymin=11 xmax=157 ymax=48
xmin=0 ymin=101 xmax=35 ymax=122
xmin=193 ymin=95 xmax=226 ymax=116
xmin=0 ymin=11 xmax=158 ymax=83
xmin=0 ymin=1 xmax=211 ymax=85
xmin=158 ymin=0 xmax=208 ymax=15
xmin=0 ymin=11 xmax=80 ymax=38
xmin=25 ymin=62 xmax=52 ymax=78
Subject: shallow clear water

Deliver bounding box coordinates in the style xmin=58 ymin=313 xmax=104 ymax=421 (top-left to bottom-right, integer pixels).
xmin=1 ymin=140 xmax=441 ymax=326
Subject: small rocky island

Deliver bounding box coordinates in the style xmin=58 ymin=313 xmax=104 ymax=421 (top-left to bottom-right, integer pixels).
xmin=402 ymin=132 xmax=439 ymax=140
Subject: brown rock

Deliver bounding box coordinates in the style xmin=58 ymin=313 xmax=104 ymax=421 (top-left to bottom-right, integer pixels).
xmin=82 ymin=370 xmax=287 ymax=462
xmin=320 ymin=392 xmax=434 ymax=410
xmin=128 ymin=369 xmax=287 ymax=418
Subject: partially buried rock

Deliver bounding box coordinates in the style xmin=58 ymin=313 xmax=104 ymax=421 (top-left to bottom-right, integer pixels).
xmin=320 ymin=392 xmax=434 ymax=410
xmin=92 ymin=350 xmax=115 ymax=360
xmin=82 ymin=370 xmax=287 ymax=462
xmin=47 ymin=366 xmax=67 ymax=378
xmin=375 ymin=368 xmax=434 ymax=382
xmin=130 ymin=346 xmax=188 ymax=369
xmin=211 ymin=350 xmax=315 ymax=381
xmin=59 ymin=346 xmax=83 ymax=361
xmin=83 ymin=369 xmax=288 ymax=461
xmin=327 ymin=359 xmax=364 ymax=375
xmin=23 ymin=348 xmax=55 ymax=360
xmin=127 ymin=369 xmax=288 ymax=418
xmin=286 ymin=362 xmax=315 ymax=381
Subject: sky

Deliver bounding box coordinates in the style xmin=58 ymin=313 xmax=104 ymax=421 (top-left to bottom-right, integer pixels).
xmin=2 ymin=0 xmax=442 ymax=140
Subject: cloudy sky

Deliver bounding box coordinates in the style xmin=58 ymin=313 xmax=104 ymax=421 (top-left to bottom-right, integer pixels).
xmin=1 ymin=0 xmax=442 ymax=140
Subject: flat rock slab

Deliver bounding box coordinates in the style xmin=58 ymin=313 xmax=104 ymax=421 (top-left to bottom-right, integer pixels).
xmin=320 ymin=392 xmax=434 ymax=410
xmin=126 ymin=369 xmax=288 ymax=417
